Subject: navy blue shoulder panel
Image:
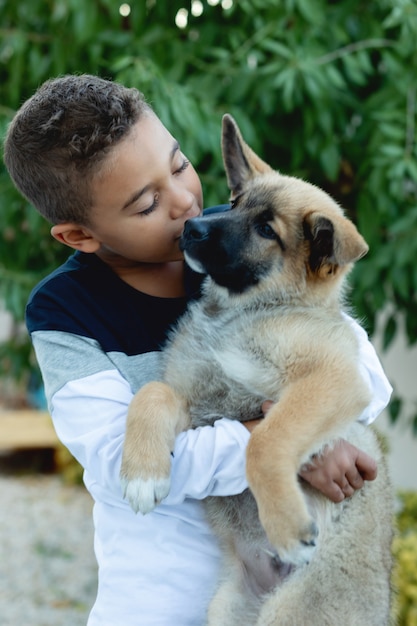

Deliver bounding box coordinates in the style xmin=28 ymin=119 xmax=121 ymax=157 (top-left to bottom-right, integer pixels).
xmin=27 ymin=252 xmax=201 ymax=355
xmin=26 ymin=205 xmax=228 ymax=356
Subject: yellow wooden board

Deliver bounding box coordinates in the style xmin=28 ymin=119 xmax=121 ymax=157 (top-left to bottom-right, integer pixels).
xmin=0 ymin=410 xmax=59 ymax=449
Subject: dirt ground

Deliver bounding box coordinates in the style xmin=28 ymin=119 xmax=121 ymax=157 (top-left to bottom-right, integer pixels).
xmin=0 ymin=470 xmax=97 ymax=626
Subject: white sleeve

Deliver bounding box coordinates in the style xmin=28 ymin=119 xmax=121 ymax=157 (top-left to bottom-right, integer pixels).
xmin=49 ymin=370 xmax=250 ymax=502
xmin=345 ymin=315 xmax=393 ymax=424
xmin=164 ymin=418 xmax=250 ymax=504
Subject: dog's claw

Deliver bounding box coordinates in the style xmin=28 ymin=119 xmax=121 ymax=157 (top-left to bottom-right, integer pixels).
xmin=265 ymin=518 xmax=319 ymax=567
xmin=120 ymin=475 xmax=171 ymax=515
xmin=279 ymin=542 xmax=316 ymax=567
xmin=275 ymin=539 xmax=317 ymax=567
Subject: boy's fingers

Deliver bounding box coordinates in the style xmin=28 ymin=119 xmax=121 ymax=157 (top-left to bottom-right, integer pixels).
xmin=355 ymin=449 xmax=378 ymax=481
xmin=325 ymin=482 xmax=345 ymax=503
xmin=341 ymin=480 xmax=355 ymax=497
xmin=261 ymin=400 xmax=274 ymax=415
xmin=299 ymin=465 xmax=344 ymax=503
xmin=347 ymin=472 xmax=364 ymax=490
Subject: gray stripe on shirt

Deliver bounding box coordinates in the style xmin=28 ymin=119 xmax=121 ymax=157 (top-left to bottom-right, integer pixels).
xmin=32 ymin=330 xmax=164 ymax=403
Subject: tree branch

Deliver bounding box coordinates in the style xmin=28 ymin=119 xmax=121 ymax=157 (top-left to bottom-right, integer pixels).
xmin=315 ymin=38 xmax=396 ymax=66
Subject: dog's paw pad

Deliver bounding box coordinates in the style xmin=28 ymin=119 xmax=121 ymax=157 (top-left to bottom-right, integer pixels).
xmin=120 ymin=476 xmax=171 ymax=514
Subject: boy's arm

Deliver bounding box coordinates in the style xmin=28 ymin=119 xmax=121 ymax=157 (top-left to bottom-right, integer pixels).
xmin=32 ymin=330 xmax=251 ymax=505
xmin=345 ymin=314 xmax=392 ymax=425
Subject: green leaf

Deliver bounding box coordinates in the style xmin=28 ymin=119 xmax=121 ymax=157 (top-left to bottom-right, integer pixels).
xmin=319 ymin=143 xmax=340 ymax=181
xmin=383 ymin=314 xmax=397 ymax=350
xmin=260 ymin=40 xmax=292 ymax=59
xmin=379 ymin=144 xmax=404 ymax=158
xmin=295 ymin=0 xmax=325 ymax=25
xmin=388 ymin=396 xmax=402 ymax=423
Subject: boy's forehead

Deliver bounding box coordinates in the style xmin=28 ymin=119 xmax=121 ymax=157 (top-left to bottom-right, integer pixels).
xmin=96 ymin=113 xmax=176 ymax=179
xmin=131 ymin=111 xmax=175 ymax=146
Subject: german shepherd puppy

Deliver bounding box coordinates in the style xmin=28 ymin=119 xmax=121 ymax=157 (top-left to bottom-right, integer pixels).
xmin=121 ymin=115 xmax=393 ymax=625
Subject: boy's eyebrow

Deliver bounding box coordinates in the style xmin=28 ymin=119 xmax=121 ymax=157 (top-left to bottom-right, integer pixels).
xmin=120 ymin=141 xmax=180 ymax=211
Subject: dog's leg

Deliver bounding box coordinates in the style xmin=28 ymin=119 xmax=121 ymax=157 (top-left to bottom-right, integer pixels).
xmin=246 ymin=366 xmax=370 ymax=565
xmin=207 ymin=578 xmax=258 ymax=626
xmin=256 ymin=453 xmax=393 ymax=626
xmin=120 ymin=381 xmax=190 ymax=514
xmin=207 ymin=555 xmax=261 ymax=626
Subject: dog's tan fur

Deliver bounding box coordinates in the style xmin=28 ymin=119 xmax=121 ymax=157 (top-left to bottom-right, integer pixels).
xmin=121 ymin=115 xmax=393 ymax=625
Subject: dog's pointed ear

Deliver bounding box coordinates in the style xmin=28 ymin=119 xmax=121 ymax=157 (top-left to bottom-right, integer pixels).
xmin=221 ymin=114 xmax=273 ymax=197
xmin=303 ymin=212 xmax=368 ymax=271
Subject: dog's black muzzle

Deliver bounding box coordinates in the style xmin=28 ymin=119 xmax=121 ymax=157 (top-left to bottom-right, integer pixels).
xmin=180 ymin=217 xmax=211 ymax=247
xmin=180 ymin=214 xmax=268 ymax=293
xmin=180 ymin=214 xmax=235 ymax=271
xmin=180 ymin=214 xmax=225 ymax=253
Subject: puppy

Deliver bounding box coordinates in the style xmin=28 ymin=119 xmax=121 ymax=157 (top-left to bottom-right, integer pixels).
xmin=121 ymin=115 xmax=393 ymax=625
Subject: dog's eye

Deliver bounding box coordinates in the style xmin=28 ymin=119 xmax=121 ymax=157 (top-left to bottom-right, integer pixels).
xmin=255 ymin=223 xmax=276 ymax=240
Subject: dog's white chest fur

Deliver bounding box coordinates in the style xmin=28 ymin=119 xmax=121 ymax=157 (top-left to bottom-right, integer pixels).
xmin=209 ymin=345 xmax=272 ymax=396
xmin=170 ymin=303 xmax=279 ymax=396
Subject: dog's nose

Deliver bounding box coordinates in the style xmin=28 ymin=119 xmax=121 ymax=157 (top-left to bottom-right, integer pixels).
xmin=183 ymin=217 xmax=210 ymax=241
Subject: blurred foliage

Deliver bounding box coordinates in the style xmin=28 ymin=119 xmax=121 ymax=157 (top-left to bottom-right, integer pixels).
xmin=55 ymin=444 xmax=85 ymax=485
xmin=393 ymin=491 xmax=417 ymax=625
xmin=0 ymin=0 xmax=417 ymax=426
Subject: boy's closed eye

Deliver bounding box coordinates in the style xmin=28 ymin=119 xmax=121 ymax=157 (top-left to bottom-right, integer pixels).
xmin=138 ymin=156 xmax=190 ymax=216
xmin=174 ymin=157 xmax=190 ymax=175
xmin=138 ymin=196 xmax=160 ymax=216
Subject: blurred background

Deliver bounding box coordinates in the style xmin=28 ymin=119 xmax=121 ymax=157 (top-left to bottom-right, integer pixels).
xmin=0 ymin=1 xmax=416 ymax=624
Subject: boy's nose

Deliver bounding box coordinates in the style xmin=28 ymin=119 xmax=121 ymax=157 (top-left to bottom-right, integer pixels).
xmin=169 ymin=182 xmax=195 ymax=218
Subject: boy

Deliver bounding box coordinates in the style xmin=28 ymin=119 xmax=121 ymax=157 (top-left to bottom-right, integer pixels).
xmin=4 ymin=74 xmax=392 ymax=625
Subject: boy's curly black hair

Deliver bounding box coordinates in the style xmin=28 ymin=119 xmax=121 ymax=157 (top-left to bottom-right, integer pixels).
xmin=4 ymin=74 xmax=150 ymax=225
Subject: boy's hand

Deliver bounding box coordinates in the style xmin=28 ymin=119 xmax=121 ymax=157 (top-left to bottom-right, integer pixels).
xmin=245 ymin=402 xmax=377 ymax=503
xmin=299 ymin=439 xmax=378 ymax=502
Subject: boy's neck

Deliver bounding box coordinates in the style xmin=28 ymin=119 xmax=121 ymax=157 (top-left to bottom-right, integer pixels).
xmin=103 ymin=257 xmax=187 ymax=298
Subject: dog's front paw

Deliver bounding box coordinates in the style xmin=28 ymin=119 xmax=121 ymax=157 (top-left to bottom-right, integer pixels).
xmin=257 ymin=494 xmax=318 ymax=567
xmin=120 ymin=473 xmax=171 ymax=515
xmin=267 ymin=517 xmax=318 ymax=567
xmin=120 ymin=445 xmax=172 ymax=514
xmin=246 ymin=432 xmax=319 ymax=567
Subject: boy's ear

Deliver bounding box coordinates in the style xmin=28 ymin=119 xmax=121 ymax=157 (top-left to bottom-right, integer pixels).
xmin=50 ymin=223 xmax=101 ymax=253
